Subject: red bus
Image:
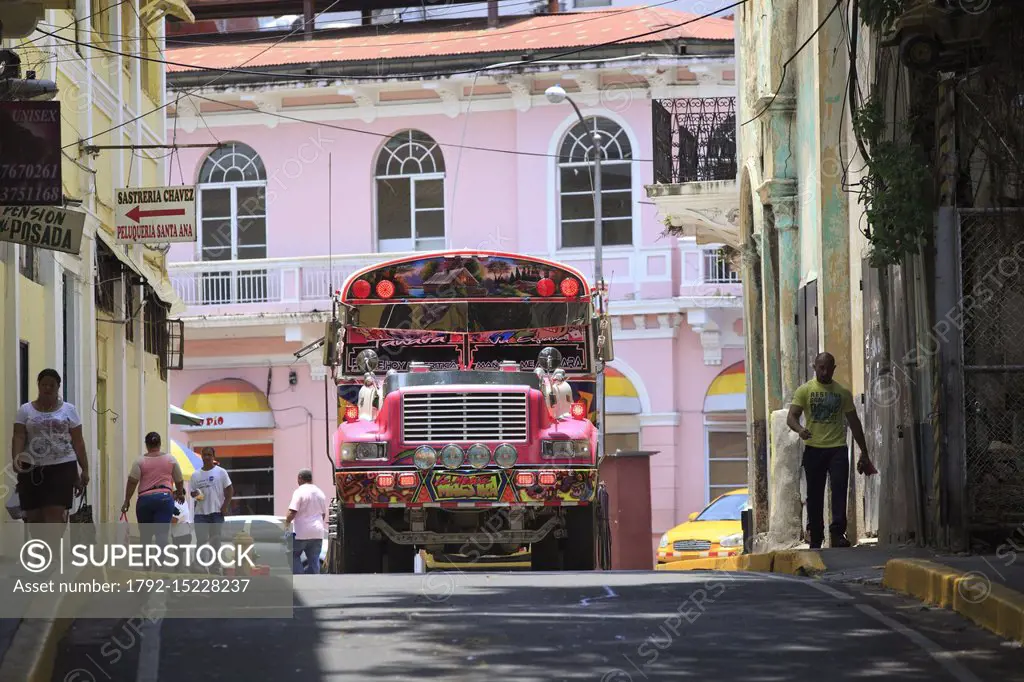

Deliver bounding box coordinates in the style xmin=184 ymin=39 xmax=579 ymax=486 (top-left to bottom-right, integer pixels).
xmin=324 ymin=250 xmax=611 ymax=572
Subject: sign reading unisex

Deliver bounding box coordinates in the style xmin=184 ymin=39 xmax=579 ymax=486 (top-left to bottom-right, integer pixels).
xmin=0 ymin=101 xmax=62 ymax=206
xmin=114 ymin=186 xmax=197 ymax=244
xmin=0 ymin=205 xmax=85 ymax=254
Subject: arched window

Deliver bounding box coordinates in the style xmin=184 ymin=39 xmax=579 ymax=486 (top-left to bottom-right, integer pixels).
xmin=375 ymin=130 xmax=446 ymax=252
xmin=558 ymin=117 xmax=633 ymax=249
xmin=197 ymin=143 xmax=268 ymax=303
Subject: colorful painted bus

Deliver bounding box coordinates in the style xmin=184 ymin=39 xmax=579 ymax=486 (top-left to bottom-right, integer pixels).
xmin=324 ymin=250 xmax=612 ymax=573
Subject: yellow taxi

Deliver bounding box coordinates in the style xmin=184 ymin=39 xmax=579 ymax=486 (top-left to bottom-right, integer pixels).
xmin=657 ymin=488 xmax=750 ymax=564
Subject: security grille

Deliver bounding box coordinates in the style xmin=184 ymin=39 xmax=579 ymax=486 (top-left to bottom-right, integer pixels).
xmin=402 ymin=391 xmax=528 ymax=443
xmin=673 ymin=540 xmax=711 ymax=552
xmin=960 ymin=209 xmax=1024 ymax=526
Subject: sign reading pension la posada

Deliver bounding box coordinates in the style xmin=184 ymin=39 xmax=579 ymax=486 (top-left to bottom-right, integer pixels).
xmin=0 ymin=205 xmax=85 ymax=255
xmin=114 ymin=185 xmax=196 ymax=244
xmin=0 ymin=102 xmax=62 ymax=206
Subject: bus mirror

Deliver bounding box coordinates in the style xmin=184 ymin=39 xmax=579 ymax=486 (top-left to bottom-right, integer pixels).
xmin=601 ymin=315 xmax=614 ymax=362
xmin=356 ymin=349 xmax=379 ymax=374
xmin=322 ymin=319 xmax=342 ymax=367
xmin=537 ymin=346 xmax=563 ymax=371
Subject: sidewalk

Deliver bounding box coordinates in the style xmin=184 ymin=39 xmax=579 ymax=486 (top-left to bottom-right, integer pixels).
xmin=658 ymin=538 xmax=1024 ymax=643
xmin=0 ymin=557 xmax=22 ymax=671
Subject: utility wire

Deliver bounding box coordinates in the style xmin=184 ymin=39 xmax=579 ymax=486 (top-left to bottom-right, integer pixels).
xmin=59 ymin=0 xmax=352 ymax=151
xmin=187 ymin=91 xmax=659 ymax=161
xmin=741 ymin=0 xmax=841 ymax=126
xmin=38 ymin=0 xmax=746 ymax=87
xmin=36 ymin=0 xmax=544 ymax=48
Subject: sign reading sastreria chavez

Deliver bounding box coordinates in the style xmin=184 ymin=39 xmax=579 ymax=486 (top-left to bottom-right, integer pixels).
xmin=115 ymin=186 xmax=197 ymax=245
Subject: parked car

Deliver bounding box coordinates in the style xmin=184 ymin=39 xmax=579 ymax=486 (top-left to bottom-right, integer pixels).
xmin=656 ymin=488 xmax=750 ymax=564
xmin=223 ymin=515 xmax=328 ymax=573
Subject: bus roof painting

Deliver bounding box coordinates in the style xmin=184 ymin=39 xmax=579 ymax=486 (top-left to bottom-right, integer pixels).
xmin=339 ymin=250 xmax=593 ymax=304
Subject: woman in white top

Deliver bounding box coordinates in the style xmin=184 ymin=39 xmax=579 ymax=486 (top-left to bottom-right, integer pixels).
xmin=12 ymin=368 xmax=89 ymax=526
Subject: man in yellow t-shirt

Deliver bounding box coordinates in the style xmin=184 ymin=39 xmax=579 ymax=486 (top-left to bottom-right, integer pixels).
xmin=787 ymin=352 xmax=875 ymax=549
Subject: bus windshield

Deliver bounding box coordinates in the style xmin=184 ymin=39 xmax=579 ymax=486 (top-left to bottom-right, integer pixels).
xmin=351 ymin=301 xmax=591 ymax=333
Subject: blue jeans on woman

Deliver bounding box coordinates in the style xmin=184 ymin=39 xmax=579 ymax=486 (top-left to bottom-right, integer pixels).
xmin=136 ymin=492 xmax=175 ymax=549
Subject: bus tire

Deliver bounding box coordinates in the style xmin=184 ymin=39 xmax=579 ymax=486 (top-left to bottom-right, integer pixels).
xmin=385 ymin=541 xmax=417 ymax=573
xmin=562 ymin=506 xmax=597 ymax=571
xmin=340 ymin=508 xmax=382 ymax=573
xmin=530 ymin=528 xmax=562 ymax=571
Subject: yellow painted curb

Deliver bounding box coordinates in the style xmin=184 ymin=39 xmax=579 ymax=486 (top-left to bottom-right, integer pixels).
xmin=883 ymin=559 xmax=1024 ymax=643
xmin=654 ymin=550 xmax=824 ymax=576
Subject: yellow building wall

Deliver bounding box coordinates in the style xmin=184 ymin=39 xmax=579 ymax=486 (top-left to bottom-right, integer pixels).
xmin=95 ymin=317 xmax=116 ymax=521
xmin=127 ymin=341 xmax=141 ymax=459
xmin=145 ymin=354 xmax=169 ymax=450
xmin=19 ymin=279 xmax=47 ymax=385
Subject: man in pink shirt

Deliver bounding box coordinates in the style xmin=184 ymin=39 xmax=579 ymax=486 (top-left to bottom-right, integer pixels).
xmin=284 ymin=469 xmax=328 ymax=575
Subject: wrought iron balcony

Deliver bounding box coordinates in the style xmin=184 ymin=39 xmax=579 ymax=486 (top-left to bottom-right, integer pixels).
xmin=652 ymin=97 xmax=737 ymax=185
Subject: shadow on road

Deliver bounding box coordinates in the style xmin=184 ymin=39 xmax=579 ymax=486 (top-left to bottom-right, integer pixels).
xmin=50 ymin=570 xmax=1024 ymax=681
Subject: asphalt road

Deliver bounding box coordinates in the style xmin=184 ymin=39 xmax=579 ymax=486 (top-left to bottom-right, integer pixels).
xmin=51 ymin=570 xmax=1024 ymax=682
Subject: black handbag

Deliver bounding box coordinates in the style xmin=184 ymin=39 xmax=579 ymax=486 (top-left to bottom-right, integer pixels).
xmin=69 ymin=487 xmax=96 ymax=545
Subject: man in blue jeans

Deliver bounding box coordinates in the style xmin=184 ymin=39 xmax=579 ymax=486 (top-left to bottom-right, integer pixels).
xmin=190 ymin=447 xmax=233 ymax=572
xmin=284 ymin=469 xmax=327 ymax=574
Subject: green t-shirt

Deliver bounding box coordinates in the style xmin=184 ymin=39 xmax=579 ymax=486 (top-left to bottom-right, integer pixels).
xmin=792 ymin=379 xmax=855 ymax=448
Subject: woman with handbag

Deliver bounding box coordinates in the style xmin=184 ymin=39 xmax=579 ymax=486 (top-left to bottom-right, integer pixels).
xmin=122 ymin=432 xmax=185 ymax=551
xmin=11 ymin=369 xmax=89 ymax=544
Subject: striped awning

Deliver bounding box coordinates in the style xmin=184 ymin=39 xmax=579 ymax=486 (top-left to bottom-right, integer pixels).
xmin=704 ymin=361 xmax=745 ymax=413
xmin=606 ymin=365 xmax=642 ymax=415
xmin=181 ymin=378 xmax=276 ymax=430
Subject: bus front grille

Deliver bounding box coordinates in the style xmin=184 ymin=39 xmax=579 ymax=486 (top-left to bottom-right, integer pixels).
xmin=402 ymin=391 xmax=529 ymax=443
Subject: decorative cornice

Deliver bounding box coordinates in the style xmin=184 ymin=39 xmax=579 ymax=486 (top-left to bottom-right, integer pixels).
xmin=499 ymin=76 xmax=533 ymax=112
xmin=685 ymin=308 xmax=723 ymax=365
xmin=565 ymin=72 xmax=601 ymax=106
xmin=753 ymin=93 xmax=796 ymax=114
xmin=337 ymin=86 xmax=376 ymax=123
xmin=645 ymin=179 xmax=741 ymax=248
xmin=639 ymin=412 xmax=681 ymax=427
xmin=240 ymin=93 xmax=281 ymax=128
xmin=423 ymin=83 xmax=461 ymax=118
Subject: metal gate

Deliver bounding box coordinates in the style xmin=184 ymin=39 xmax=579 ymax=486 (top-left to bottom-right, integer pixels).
xmin=959 ymin=208 xmax=1024 ymax=528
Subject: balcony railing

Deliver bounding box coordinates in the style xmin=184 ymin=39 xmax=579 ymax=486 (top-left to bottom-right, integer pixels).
xmin=653 ymin=97 xmax=737 ymax=184
xmin=168 ymin=253 xmax=413 ymax=307
xmin=703 ymin=249 xmax=741 ymax=284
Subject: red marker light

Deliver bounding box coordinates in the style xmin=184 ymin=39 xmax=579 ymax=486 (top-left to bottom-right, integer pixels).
xmin=515 ymin=472 xmax=536 ymax=487
xmin=560 ymin=278 xmax=580 ymax=297
xmin=344 ymin=405 xmax=358 ymax=422
xmin=538 ymin=471 xmax=557 ymax=486
xmin=351 ymin=279 xmax=371 ymax=299
xmin=571 ymin=401 xmax=587 ymax=420
xmin=536 ymin=278 xmax=555 ymax=297
xmin=398 ymin=473 xmax=418 ymax=488
xmin=376 ymin=473 xmax=395 ymax=488
xmin=376 ymin=280 xmax=395 ymax=299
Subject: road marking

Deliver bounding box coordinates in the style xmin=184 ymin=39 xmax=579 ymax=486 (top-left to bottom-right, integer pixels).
xmin=756 ymin=572 xmax=856 ymax=600
xmin=580 ymin=585 xmax=618 ymax=606
xmin=854 ymin=604 xmax=982 ymax=682
xmin=136 ymin=591 xmax=166 ymax=682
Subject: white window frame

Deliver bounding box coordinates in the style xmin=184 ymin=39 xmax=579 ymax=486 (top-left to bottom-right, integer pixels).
xmin=196 ymin=180 xmax=268 ymax=262
xmin=374 ymin=130 xmax=447 ymax=253
xmin=374 ymin=172 xmax=446 ymax=253
xmin=703 ymin=420 xmax=747 ymax=506
xmin=556 ymin=116 xmax=634 ymax=250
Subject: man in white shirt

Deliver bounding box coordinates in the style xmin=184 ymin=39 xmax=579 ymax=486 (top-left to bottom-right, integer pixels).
xmin=190 ymin=447 xmax=233 ymax=567
xmin=284 ymin=469 xmax=327 ymax=575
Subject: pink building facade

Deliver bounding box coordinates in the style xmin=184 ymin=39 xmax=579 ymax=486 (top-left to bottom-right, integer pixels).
xmin=163 ymin=8 xmax=745 ymax=545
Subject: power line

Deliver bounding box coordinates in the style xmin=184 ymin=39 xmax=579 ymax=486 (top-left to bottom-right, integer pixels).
xmin=187 ymin=91 xmax=655 ymax=161
xmin=61 ymin=0 xmax=351 ymax=151
xmin=740 ymin=0 xmax=841 ymax=127
xmin=37 ymin=0 xmax=543 ymax=49
xmin=38 ymin=1 xmax=743 ymax=86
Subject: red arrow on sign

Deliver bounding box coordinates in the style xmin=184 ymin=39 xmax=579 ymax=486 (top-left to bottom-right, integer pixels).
xmin=125 ymin=205 xmax=187 ymax=223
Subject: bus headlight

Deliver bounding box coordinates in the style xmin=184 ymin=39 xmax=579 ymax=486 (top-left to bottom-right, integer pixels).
xmin=440 ymin=444 xmax=465 ymax=470
xmin=493 ymin=444 xmax=517 ymax=468
xmin=340 ymin=442 xmax=387 ymax=461
xmin=413 ymin=446 xmax=437 ymax=470
xmin=540 ymin=440 xmax=590 ymax=458
xmin=467 ymin=444 xmax=491 ymax=469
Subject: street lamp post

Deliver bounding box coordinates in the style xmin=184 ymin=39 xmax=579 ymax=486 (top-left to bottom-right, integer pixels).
xmin=546 ymin=84 xmax=605 ymax=463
